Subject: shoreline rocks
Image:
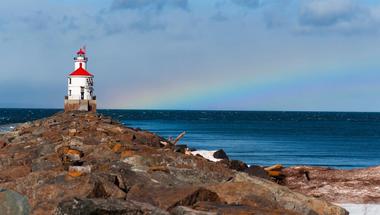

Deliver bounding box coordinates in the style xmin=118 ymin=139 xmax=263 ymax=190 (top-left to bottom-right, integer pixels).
xmin=212 ymin=149 xmax=229 ymax=160
xmin=0 ymin=112 xmax=347 ymax=214
xmin=283 ymin=165 xmax=380 ymax=204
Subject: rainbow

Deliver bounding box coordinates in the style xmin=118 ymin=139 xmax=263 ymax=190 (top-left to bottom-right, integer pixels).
xmin=108 ymin=57 xmax=380 ymax=111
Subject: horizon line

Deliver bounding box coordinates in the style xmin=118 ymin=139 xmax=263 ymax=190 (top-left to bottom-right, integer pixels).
xmin=0 ymin=107 xmax=380 ymax=114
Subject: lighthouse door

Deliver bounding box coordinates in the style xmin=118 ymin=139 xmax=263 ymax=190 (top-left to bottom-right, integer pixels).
xmin=80 ymin=87 xmax=84 ymax=100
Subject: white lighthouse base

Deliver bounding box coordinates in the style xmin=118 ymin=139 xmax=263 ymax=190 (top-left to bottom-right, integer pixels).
xmin=64 ymin=97 xmax=96 ymax=112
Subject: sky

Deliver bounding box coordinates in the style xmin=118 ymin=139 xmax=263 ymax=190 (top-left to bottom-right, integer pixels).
xmin=1 ymin=0 xmax=380 ymax=111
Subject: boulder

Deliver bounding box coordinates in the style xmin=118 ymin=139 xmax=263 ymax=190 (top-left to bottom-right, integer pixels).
xmin=0 ymin=165 xmax=32 ymax=181
xmin=55 ymin=198 xmax=169 ymax=215
xmin=227 ymin=160 xmax=248 ymax=171
xmin=127 ymin=185 xmax=221 ymax=210
xmin=244 ymin=165 xmax=270 ymax=180
xmin=283 ymin=165 xmax=380 ymax=203
xmin=86 ymin=175 xmax=127 ymax=199
xmin=174 ymin=144 xmax=188 ymax=153
xmin=68 ymin=165 xmax=91 ymax=177
xmin=193 ymin=201 xmax=290 ymax=215
xmin=148 ymin=166 xmax=170 ymax=174
xmin=0 ymin=140 xmax=7 ymax=148
xmin=208 ymin=173 xmax=348 ymax=215
xmin=0 ymin=189 xmax=30 ymax=215
xmin=212 ymin=149 xmax=229 ymax=160
xmin=112 ymin=143 xmax=122 ymax=152
xmin=68 ymin=129 xmax=77 ymax=136
xmin=264 ymin=164 xmax=284 ymax=172
xmin=120 ymin=149 xmax=135 ymax=159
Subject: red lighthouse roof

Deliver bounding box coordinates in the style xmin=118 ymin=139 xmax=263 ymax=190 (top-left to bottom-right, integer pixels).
xmin=77 ymin=48 xmax=86 ymax=55
xmin=69 ymin=63 xmax=93 ymax=76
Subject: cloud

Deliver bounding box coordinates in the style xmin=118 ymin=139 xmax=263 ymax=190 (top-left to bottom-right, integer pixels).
xmin=21 ymin=11 xmax=53 ymax=31
xmin=231 ymin=0 xmax=260 ymax=9
xmin=97 ymin=11 xmax=168 ymax=34
xmin=299 ymin=0 xmax=357 ymax=26
xmin=296 ymin=0 xmax=380 ymax=34
xmin=254 ymin=0 xmax=380 ymax=35
xmin=111 ymin=0 xmax=189 ymax=12
xmin=129 ymin=17 xmax=166 ymax=32
xmin=261 ymin=0 xmax=294 ymax=28
xmin=104 ymin=0 xmax=191 ymax=34
xmin=210 ymin=11 xmax=229 ymax=22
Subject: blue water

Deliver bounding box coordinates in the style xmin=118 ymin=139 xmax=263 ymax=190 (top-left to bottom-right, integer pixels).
xmin=1 ymin=109 xmax=380 ymax=169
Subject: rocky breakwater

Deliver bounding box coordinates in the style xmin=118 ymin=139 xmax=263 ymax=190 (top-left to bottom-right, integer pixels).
xmin=0 ymin=112 xmax=347 ymax=215
xmin=283 ymin=166 xmax=380 ymax=204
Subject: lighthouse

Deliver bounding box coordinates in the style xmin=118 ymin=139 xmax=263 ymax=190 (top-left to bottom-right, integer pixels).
xmin=64 ymin=47 xmax=96 ymax=112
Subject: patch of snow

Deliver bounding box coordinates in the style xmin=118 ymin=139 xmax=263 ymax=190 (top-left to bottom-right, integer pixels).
xmin=337 ymin=203 xmax=380 ymax=215
xmin=191 ymin=150 xmax=222 ymax=162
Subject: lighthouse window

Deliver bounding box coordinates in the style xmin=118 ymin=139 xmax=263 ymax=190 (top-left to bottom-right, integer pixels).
xmin=69 ymin=90 xmax=71 ymax=96
xmin=69 ymin=78 xmax=71 ymax=84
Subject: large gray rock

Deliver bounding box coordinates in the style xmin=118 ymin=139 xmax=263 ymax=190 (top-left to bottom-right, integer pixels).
xmin=244 ymin=165 xmax=270 ymax=180
xmin=0 ymin=189 xmax=30 ymax=215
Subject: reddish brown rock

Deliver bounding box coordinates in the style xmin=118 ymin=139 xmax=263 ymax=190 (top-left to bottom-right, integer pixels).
xmin=127 ymin=185 xmax=221 ymax=210
xmin=226 ymin=159 xmax=249 ymax=171
xmin=208 ymin=173 xmax=347 ymax=215
xmin=192 ymin=201 xmax=292 ymax=215
xmin=55 ymin=198 xmax=168 ymax=215
xmin=112 ymin=143 xmax=122 ymax=152
xmin=148 ymin=166 xmax=170 ymax=174
xmin=0 ymin=165 xmax=31 ymax=182
xmin=0 ymin=140 xmax=7 ymax=149
xmin=120 ymin=149 xmax=135 ymax=159
xmin=283 ymin=166 xmax=380 ymax=204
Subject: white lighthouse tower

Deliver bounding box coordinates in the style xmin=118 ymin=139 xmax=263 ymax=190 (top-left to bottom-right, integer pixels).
xmin=64 ymin=47 xmax=96 ymax=112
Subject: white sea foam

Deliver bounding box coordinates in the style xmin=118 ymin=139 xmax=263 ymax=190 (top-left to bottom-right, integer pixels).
xmin=337 ymin=204 xmax=380 ymax=215
xmin=0 ymin=123 xmax=19 ymax=133
xmin=191 ymin=150 xmax=222 ymax=162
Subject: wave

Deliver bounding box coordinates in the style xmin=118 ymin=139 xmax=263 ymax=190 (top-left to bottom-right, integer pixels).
xmin=0 ymin=123 xmax=19 ymax=133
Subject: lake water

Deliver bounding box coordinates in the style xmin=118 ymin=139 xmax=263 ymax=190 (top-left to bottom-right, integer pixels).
xmin=1 ymin=109 xmax=380 ymax=169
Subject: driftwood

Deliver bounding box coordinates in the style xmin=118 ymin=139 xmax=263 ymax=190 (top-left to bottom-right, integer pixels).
xmin=172 ymin=131 xmax=186 ymax=145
